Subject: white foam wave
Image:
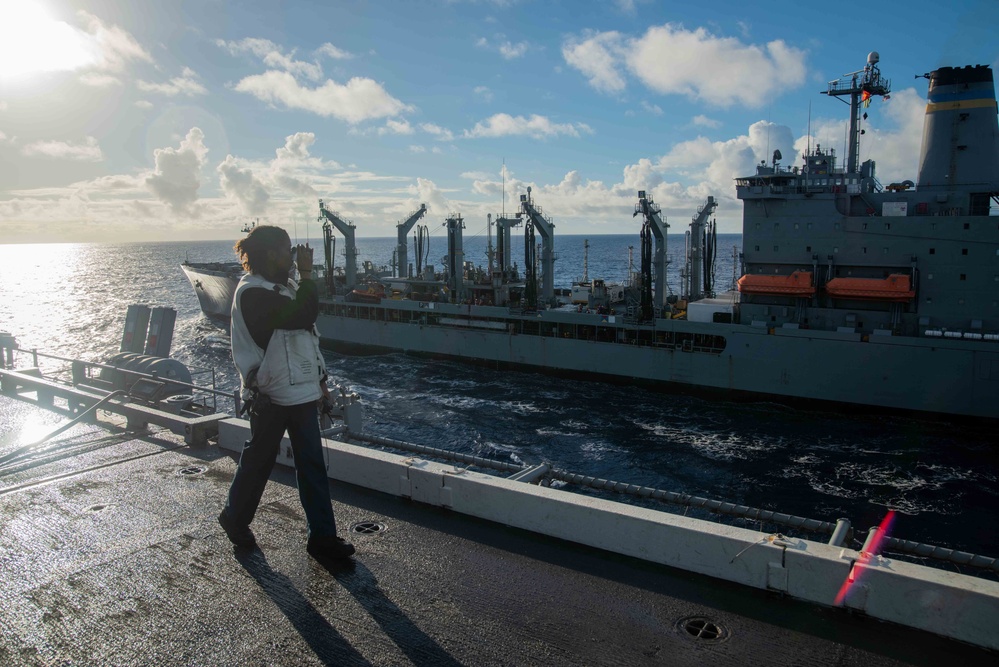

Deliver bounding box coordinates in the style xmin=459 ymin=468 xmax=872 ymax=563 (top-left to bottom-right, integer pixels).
xmin=917 ymin=463 xmax=994 ymax=485
xmin=579 ymin=440 xmax=615 ymax=462
xmin=479 ymin=441 xmax=526 ymax=466
xmin=535 ymin=428 xmax=573 ymax=437
xmin=631 ymin=419 xmax=777 ymax=460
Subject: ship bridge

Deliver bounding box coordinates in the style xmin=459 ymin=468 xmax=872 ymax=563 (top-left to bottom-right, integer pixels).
xmin=735 ymin=145 xmax=872 ymax=201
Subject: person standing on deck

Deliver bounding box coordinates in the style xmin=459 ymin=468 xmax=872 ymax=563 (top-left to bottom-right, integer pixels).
xmin=218 ymin=224 xmax=355 ymax=560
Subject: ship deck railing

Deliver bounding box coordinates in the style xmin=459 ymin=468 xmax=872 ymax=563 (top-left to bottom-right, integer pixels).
xmin=4 ymin=347 xmax=237 ymax=414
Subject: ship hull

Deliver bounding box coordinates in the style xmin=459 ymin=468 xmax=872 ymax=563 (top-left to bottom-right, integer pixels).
xmin=180 ymin=262 xmax=242 ymax=320
xmin=316 ymin=301 xmax=998 ymax=420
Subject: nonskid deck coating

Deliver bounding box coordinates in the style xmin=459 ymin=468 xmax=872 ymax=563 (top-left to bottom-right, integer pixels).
xmin=0 ymin=397 xmax=992 ymax=666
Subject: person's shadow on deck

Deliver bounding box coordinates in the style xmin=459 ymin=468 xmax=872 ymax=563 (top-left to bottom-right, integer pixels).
xmin=316 ymin=556 xmax=464 ymax=667
xmin=237 ymin=551 xmax=462 ymax=666
xmin=235 ymin=550 xmax=370 ymax=667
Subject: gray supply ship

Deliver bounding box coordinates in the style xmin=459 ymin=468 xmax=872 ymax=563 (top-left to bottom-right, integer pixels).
xmin=310 ymin=53 xmax=998 ymax=420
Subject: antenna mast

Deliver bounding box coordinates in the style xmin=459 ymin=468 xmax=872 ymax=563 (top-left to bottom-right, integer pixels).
xmin=823 ymin=51 xmax=891 ymax=174
xmin=807 ymin=101 xmax=811 ymax=160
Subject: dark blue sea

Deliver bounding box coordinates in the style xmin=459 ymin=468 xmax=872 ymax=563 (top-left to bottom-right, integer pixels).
xmin=1 ymin=235 xmax=996 ymax=573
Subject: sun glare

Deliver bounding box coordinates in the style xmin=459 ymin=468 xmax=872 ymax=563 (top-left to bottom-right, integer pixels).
xmin=0 ymin=5 xmax=97 ymax=80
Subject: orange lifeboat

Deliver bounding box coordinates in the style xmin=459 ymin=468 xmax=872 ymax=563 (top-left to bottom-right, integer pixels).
xmin=345 ymin=284 xmax=385 ymax=303
xmin=737 ymin=271 xmax=815 ymax=296
xmin=824 ymin=274 xmax=915 ymax=301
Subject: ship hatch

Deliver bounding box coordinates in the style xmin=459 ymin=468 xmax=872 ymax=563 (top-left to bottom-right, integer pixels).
xmin=677 ymin=616 xmax=728 ymax=641
xmin=351 ymin=521 xmax=387 ymax=535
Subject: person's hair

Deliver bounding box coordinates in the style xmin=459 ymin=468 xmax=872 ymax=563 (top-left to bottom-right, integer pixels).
xmin=234 ymin=225 xmax=289 ymax=273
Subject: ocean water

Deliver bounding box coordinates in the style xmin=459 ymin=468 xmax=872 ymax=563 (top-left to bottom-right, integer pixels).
xmin=0 ymin=235 xmax=996 ymax=571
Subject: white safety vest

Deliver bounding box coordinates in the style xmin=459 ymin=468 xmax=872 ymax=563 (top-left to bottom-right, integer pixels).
xmin=230 ymin=274 xmax=325 ymax=406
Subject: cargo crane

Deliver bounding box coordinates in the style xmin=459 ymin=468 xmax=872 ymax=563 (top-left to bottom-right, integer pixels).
xmin=685 ymin=196 xmax=717 ymax=302
xmin=494 ymin=215 xmax=522 ymax=281
xmin=519 ymin=187 xmax=555 ymax=305
xmin=395 ymin=204 xmax=427 ymax=278
xmin=318 ymin=199 xmax=358 ymax=292
xmin=445 ymin=214 xmax=465 ymax=302
xmin=413 ymin=223 xmax=431 ymax=279
xmin=633 ymin=191 xmax=670 ymax=317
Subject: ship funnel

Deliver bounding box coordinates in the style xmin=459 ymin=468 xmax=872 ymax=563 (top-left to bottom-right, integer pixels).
xmin=916 ymin=65 xmax=999 ymax=190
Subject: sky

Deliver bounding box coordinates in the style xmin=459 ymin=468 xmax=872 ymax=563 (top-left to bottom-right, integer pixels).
xmin=1 ymin=0 xmax=997 ymax=243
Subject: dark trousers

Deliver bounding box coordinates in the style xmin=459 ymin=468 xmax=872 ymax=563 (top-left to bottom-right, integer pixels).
xmin=225 ymin=401 xmax=338 ymax=538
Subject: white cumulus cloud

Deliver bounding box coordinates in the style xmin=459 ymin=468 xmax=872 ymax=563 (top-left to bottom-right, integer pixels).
xmin=499 ymin=41 xmax=529 ymax=59
xmin=137 ymin=67 xmax=207 ymax=97
xmin=145 ymin=127 xmax=209 ymax=216
xmin=420 ymin=123 xmax=455 ymax=142
xmin=642 ymin=101 xmax=663 ymax=115
xmin=270 ymin=132 xmax=329 ymax=196
xmin=477 ymin=35 xmax=529 ymax=60
xmin=275 ymin=132 xmax=319 ymax=163
xmin=563 ymin=24 xmax=807 ymax=108
xmin=218 ymin=154 xmax=270 ymax=215
xmin=379 ymin=118 xmax=414 ymax=135
xmin=620 ymin=158 xmax=664 ymax=192
xmin=629 ymin=26 xmax=807 ymax=107
xmin=315 ymin=43 xmax=354 ymax=60
xmin=562 ymin=31 xmax=627 ymax=94
xmin=73 ymin=174 xmax=146 ymax=192
xmin=218 ymin=38 xmax=324 ymax=81
xmin=408 ymin=177 xmax=451 ymax=216
xmin=233 ymin=71 xmax=411 ymax=124
xmin=78 ymin=10 xmax=154 ymax=73
xmin=22 ymin=136 xmax=103 ymax=161
xmin=463 ymin=114 xmax=592 ymax=139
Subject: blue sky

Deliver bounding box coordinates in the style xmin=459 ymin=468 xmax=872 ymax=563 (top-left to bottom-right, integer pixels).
xmin=1 ymin=0 xmax=997 ymax=243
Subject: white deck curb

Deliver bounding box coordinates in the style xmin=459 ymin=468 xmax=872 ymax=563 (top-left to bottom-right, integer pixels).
xmin=218 ymin=418 xmax=999 ymax=650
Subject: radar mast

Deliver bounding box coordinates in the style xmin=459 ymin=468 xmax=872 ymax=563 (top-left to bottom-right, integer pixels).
xmin=823 ymin=51 xmax=891 ymax=175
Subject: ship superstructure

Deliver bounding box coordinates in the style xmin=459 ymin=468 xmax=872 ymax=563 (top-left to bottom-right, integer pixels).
xmin=737 ymin=53 xmax=999 ymax=341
